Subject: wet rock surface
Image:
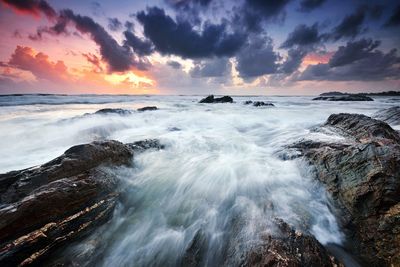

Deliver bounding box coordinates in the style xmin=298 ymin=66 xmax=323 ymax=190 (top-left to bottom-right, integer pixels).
xmin=312 ymin=95 xmax=373 ymax=101
xmin=94 ymin=108 xmax=133 ymax=115
xmin=137 ymin=106 xmax=158 ymax=112
xmin=289 ymin=113 xmax=400 ymax=266
xmin=199 ymin=95 xmax=233 ymax=103
xmin=0 ymin=139 xmax=162 ymax=266
xmin=244 ymin=100 xmax=275 ymax=107
xmin=373 ymin=106 xmax=400 ymax=126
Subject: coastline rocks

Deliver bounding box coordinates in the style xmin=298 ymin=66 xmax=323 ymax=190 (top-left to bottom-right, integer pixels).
xmin=94 ymin=108 xmax=132 ymax=115
xmin=241 ymin=219 xmax=343 ymax=267
xmin=137 ymin=106 xmax=158 ymax=112
xmin=199 ymin=95 xmax=233 ymax=103
xmin=312 ymin=95 xmax=373 ymax=101
xmin=244 ymin=100 xmax=274 ymax=107
xmin=289 ymin=113 xmax=400 ymax=266
xmin=0 ymin=139 xmax=162 ymax=266
xmin=373 ymin=106 xmax=400 ymax=126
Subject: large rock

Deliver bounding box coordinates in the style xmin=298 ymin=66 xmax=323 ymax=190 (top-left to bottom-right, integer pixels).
xmin=0 ymin=139 xmax=162 ymax=266
xmin=94 ymin=108 xmax=132 ymax=115
xmin=289 ymin=113 xmax=400 ymax=266
xmin=373 ymin=106 xmax=400 ymax=126
xmin=312 ymin=95 xmax=373 ymax=101
xmin=199 ymin=95 xmax=233 ymax=103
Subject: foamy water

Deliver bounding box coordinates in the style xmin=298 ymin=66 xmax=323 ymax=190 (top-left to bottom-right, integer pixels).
xmin=0 ymin=95 xmax=397 ymax=266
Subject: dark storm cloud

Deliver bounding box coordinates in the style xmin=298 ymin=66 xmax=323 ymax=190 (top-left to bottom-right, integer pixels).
xmin=384 ymin=5 xmax=400 ymax=27
xmin=329 ymin=8 xmax=366 ymax=41
xmin=166 ymin=0 xmax=212 ymax=9
xmin=190 ymin=57 xmax=231 ymax=77
xmin=236 ymin=36 xmax=281 ymax=79
xmin=0 ymin=0 xmax=56 ymax=19
xmin=58 ymin=9 xmax=149 ymax=72
xmin=280 ymin=23 xmax=321 ymax=48
xmin=329 ymin=39 xmax=381 ymax=67
xmin=108 ymin=17 xmax=122 ymax=31
xmin=297 ymin=45 xmax=400 ymax=81
xmin=167 ymin=61 xmax=181 ymax=69
xmin=123 ymin=31 xmax=154 ymax=56
xmin=136 ymin=7 xmax=246 ymax=59
xmin=298 ymin=0 xmax=326 ymax=12
xmin=280 ymin=48 xmax=307 ymax=74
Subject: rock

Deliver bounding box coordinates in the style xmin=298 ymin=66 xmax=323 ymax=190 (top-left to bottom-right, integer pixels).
xmin=137 ymin=106 xmax=158 ymax=112
xmin=319 ymin=91 xmax=345 ymax=96
xmin=0 ymin=139 xmax=163 ymax=266
xmin=289 ymin=113 xmax=400 ymax=266
xmin=312 ymin=95 xmax=373 ymax=101
xmin=94 ymin=108 xmax=132 ymax=115
xmin=373 ymin=106 xmax=400 ymax=126
xmin=199 ymin=95 xmax=233 ymax=103
xmin=241 ymin=219 xmax=343 ymax=267
xmin=244 ymin=100 xmax=274 ymax=107
xmin=126 ymin=139 xmax=165 ymax=152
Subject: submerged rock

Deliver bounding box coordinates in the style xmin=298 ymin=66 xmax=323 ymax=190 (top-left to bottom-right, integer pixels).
xmin=137 ymin=106 xmax=158 ymax=112
xmin=289 ymin=113 xmax=400 ymax=266
xmin=199 ymin=95 xmax=233 ymax=103
xmin=244 ymin=100 xmax=274 ymax=107
xmin=94 ymin=108 xmax=132 ymax=115
xmin=312 ymin=95 xmax=373 ymax=101
xmin=373 ymin=106 xmax=400 ymax=126
xmin=241 ymin=219 xmax=343 ymax=267
xmin=0 ymin=139 xmax=163 ymax=266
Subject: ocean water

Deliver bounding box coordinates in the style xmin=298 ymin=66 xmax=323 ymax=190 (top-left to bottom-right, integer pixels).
xmin=0 ymin=95 xmax=398 ymax=266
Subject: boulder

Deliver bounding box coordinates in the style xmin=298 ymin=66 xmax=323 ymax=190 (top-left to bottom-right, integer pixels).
xmin=244 ymin=100 xmax=274 ymax=107
xmin=0 ymin=139 xmax=163 ymax=266
xmin=94 ymin=108 xmax=132 ymax=115
xmin=199 ymin=95 xmax=233 ymax=103
xmin=288 ymin=113 xmax=400 ymax=266
xmin=373 ymin=106 xmax=400 ymax=126
xmin=137 ymin=106 xmax=158 ymax=112
xmin=312 ymin=95 xmax=373 ymax=101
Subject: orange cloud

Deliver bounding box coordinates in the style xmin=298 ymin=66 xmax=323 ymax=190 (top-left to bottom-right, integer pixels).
xmin=302 ymin=52 xmax=334 ymax=66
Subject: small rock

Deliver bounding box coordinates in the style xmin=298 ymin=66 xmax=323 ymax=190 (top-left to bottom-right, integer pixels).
xmin=199 ymin=95 xmax=233 ymax=103
xmin=137 ymin=106 xmax=158 ymax=112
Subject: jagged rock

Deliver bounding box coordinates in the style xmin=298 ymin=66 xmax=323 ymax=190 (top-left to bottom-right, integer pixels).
xmin=199 ymin=95 xmax=233 ymax=103
xmin=373 ymin=106 xmax=400 ymax=126
xmin=0 ymin=139 xmax=163 ymax=266
xmin=319 ymin=92 xmax=345 ymax=96
xmin=289 ymin=113 xmax=400 ymax=266
xmin=137 ymin=106 xmax=158 ymax=112
xmin=244 ymin=100 xmax=274 ymax=107
xmin=94 ymin=108 xmax=132 ymax=115
xmin=127 ymin=139 xmax=165 ymax=152
xmin=241 ymin=219 xmax=343 ymax=267
xmin=313 ymin=95 xmax=373 ymax=101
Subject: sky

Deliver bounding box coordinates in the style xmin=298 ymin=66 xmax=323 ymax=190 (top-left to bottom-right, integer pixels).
xmin=0 ymin=0 xmax=399 ymax=95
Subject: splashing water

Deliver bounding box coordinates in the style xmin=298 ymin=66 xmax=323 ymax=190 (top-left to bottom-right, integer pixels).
xmin=0 ymin=95 xmax=396 ymax=266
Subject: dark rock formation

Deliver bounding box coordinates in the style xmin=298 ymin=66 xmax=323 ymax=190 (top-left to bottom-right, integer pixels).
xmin=244 ymin=100 xmax=274 ymax=107
xmin=94 ymin=108 xmax=132 ymax=115
xmin=241 ymin=219 xmax=342 ymax=267
xmin=127 ymin=139 xmax=165 ymax=152
xmin=373 ymin=106 xmax=400 ymax=126
xmin=0 ymin=139 xmax=163 ymax=266
xmin=319 ymin=91 xmax=345 ymax=96
xmin=137 ymin=106 xmax=158 ymax=112
xmin=289 ymin=113 xmax=400 ymax=266
xmin=199 ymin=95 xmax=233 ymax=103
xmin=313 ymin=95 xmax=373 ymax=101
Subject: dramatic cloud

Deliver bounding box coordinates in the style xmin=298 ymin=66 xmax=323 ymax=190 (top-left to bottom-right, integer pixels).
xmin=136 ymin=7 xmax=246 ymax=59
xmin=6 ymin=46 xmax=69 ymax=82
xmin=190 ymin=57 xmax=231 ymax=77
xmin=298 ymin=0 xmax=326 ymax=12
xmin=329 ymin=39 xmax=381 ymax=67
xmin=297 ymin=46 xmax=400 ymax=81
xmin=82 ymin=53 xmax=103 ymax=72
xmin=236 ymin=36 xmax=281 ymax=78
xmin=167 ymin=61 xmax=181 ymax=69
xmin=108 ymin=18 xmax=122 ymax=31
xmin=383 ymin=5 xmax=400 ymax=27
xmin=123 ymin=31 xmax=154 ymax=56
xmin=280 ymin=48 xmax=307 ymax=74
xmin=0 ymin=0 xmax=56 ymax=19
xmin=280 ymin=23 xmax=321 ymax=48
xmin=330 ymin=8 xmax=366 ymax=41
